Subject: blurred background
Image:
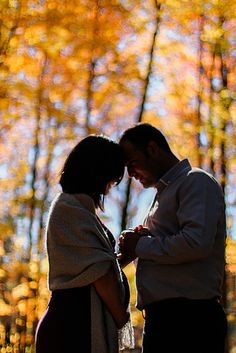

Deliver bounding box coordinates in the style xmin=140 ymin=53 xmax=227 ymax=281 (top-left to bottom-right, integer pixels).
xmin=0 ymin=0 xmax=236 ymax=352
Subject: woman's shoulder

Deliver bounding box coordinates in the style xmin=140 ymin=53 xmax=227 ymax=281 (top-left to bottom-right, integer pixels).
xmin=53 ymin=192 xmax=93 ymax=210
xmin=48 ymin=193 xmax=96 ymax=224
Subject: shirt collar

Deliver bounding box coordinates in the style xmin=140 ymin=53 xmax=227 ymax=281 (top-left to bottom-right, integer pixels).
xmin=156 ymin=159 xmax=191 ymax=191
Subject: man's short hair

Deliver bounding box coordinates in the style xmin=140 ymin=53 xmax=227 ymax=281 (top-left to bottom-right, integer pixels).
xmin=119 ymin=123 xmax=171 ymax=153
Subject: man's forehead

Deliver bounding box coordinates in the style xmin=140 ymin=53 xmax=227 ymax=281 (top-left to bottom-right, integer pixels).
xmin=121 ymin=141 xmax=136 ymax=154
xmin=120 ymin=141 xmax=144 ymax=162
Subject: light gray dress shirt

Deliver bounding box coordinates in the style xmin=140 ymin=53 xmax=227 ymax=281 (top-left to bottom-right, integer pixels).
xmin=135 ymin=159 xmax=226 ymax=310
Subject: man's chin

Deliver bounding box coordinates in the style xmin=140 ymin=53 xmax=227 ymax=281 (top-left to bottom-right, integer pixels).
xmin=140 ymin=180 xmax=150 ymax=188
xmin=140 ymin=179 xmax=156 ymax=188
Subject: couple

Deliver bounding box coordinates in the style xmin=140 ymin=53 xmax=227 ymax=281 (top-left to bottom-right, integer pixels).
xmin=35 ymin=123 xmax=227 ymax=353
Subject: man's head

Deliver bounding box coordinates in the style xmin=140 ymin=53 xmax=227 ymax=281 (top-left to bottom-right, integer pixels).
xmin=119 ymin=123 xmax=179 ymax=188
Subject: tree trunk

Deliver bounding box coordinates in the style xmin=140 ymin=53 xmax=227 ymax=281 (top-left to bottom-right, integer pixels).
xmin=195 ymin=14 xmax=205 ymax=167
xmin=120 ymin=0 xmax=162 ymax=231
xmin=27 ymin=55 xmax=48 ymax=260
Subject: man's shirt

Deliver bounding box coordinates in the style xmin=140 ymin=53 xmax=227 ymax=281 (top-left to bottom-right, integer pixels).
xmin=135 ymin=159 xmax=226 ymax=310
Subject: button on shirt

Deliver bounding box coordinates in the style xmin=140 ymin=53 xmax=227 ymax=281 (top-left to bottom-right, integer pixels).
xmin=135 ymin=159 xmax=226 ymax=310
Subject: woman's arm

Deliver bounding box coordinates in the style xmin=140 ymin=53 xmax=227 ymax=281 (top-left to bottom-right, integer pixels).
xmin=93 ymin=266 xmax=130 ymax=329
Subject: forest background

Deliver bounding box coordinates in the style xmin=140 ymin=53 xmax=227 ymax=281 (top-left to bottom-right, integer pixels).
xmin=0 ymin=0 xmax=236 ymax=352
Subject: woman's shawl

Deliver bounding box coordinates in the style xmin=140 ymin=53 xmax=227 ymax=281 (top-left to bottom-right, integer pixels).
xmin=46 ymin=192 xmax=133 ymax=353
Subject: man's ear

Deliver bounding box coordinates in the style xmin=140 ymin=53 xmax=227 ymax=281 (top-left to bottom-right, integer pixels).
xmin=146 ymin=141 xmax=159 ymax=157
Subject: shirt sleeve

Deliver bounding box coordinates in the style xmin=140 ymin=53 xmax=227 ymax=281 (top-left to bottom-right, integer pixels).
xmin=135 ymin=171 xmax=225 ymax=264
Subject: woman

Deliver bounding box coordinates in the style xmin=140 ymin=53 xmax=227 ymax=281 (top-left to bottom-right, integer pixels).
xmin=35 ymin=135 xmax=134 ymax=353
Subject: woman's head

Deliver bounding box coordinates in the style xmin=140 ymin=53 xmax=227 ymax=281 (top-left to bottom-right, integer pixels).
xmin=59 ymin=135 xmax=125 ymax=209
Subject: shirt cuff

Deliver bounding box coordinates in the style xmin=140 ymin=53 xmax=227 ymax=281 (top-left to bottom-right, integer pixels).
xmin=135 ymin=236 xmax=154 ymax=258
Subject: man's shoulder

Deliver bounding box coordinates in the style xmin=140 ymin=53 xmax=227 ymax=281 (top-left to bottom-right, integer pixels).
xmin=185 ymin=167 xmax=222 ymax=189
xmin=188 ymin=167 xmax=213 ymax=177
xmin=188 ymin=166 xmax=214 ymax=179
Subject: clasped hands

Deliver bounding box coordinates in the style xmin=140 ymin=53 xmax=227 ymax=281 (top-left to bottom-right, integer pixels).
xmin=117 ymin=225 xmax=149 ymax=267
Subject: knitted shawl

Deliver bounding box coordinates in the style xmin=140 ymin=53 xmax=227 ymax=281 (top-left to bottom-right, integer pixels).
xmin=46 ymin=192 xmax=132 ymax=353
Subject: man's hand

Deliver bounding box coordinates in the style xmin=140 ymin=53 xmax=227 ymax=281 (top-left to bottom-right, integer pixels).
xmin=133 ymin=225 xmax=149 ymax=236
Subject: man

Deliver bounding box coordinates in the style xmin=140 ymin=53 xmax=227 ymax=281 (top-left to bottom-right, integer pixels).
xmin=118 ymin=123 xmax=227 ymax=353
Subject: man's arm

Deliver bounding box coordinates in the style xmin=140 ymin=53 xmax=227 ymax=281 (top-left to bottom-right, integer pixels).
xmin=135 ymin=172 xmax=225 ymax=264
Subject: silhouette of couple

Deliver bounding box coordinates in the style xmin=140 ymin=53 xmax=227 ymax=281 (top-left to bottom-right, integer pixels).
xmin=35 ymin=123 xmax=227 ymax=353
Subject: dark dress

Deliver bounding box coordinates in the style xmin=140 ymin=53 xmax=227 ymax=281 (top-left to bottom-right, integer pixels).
xmin=35 ymin=220 xmax=130 ymax=353
xmin=35 ymin=286 xmax=91 ymax=353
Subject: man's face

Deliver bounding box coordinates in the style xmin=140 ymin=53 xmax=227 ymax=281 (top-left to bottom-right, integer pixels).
xmin=120 ymin=141 xmax=161 ymax=188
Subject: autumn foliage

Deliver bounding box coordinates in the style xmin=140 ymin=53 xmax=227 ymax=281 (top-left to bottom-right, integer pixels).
xmin=0 ymin=0 xmax=236 ymax=352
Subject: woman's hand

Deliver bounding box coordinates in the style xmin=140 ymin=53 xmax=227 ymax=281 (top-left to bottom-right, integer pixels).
xmin=119 ymin=231 xmax=139 ymax=260
xmin=118 ymin=226 xmax=150 ymax=268
xmin=93 ymin=266 xmax=130 ymax=329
